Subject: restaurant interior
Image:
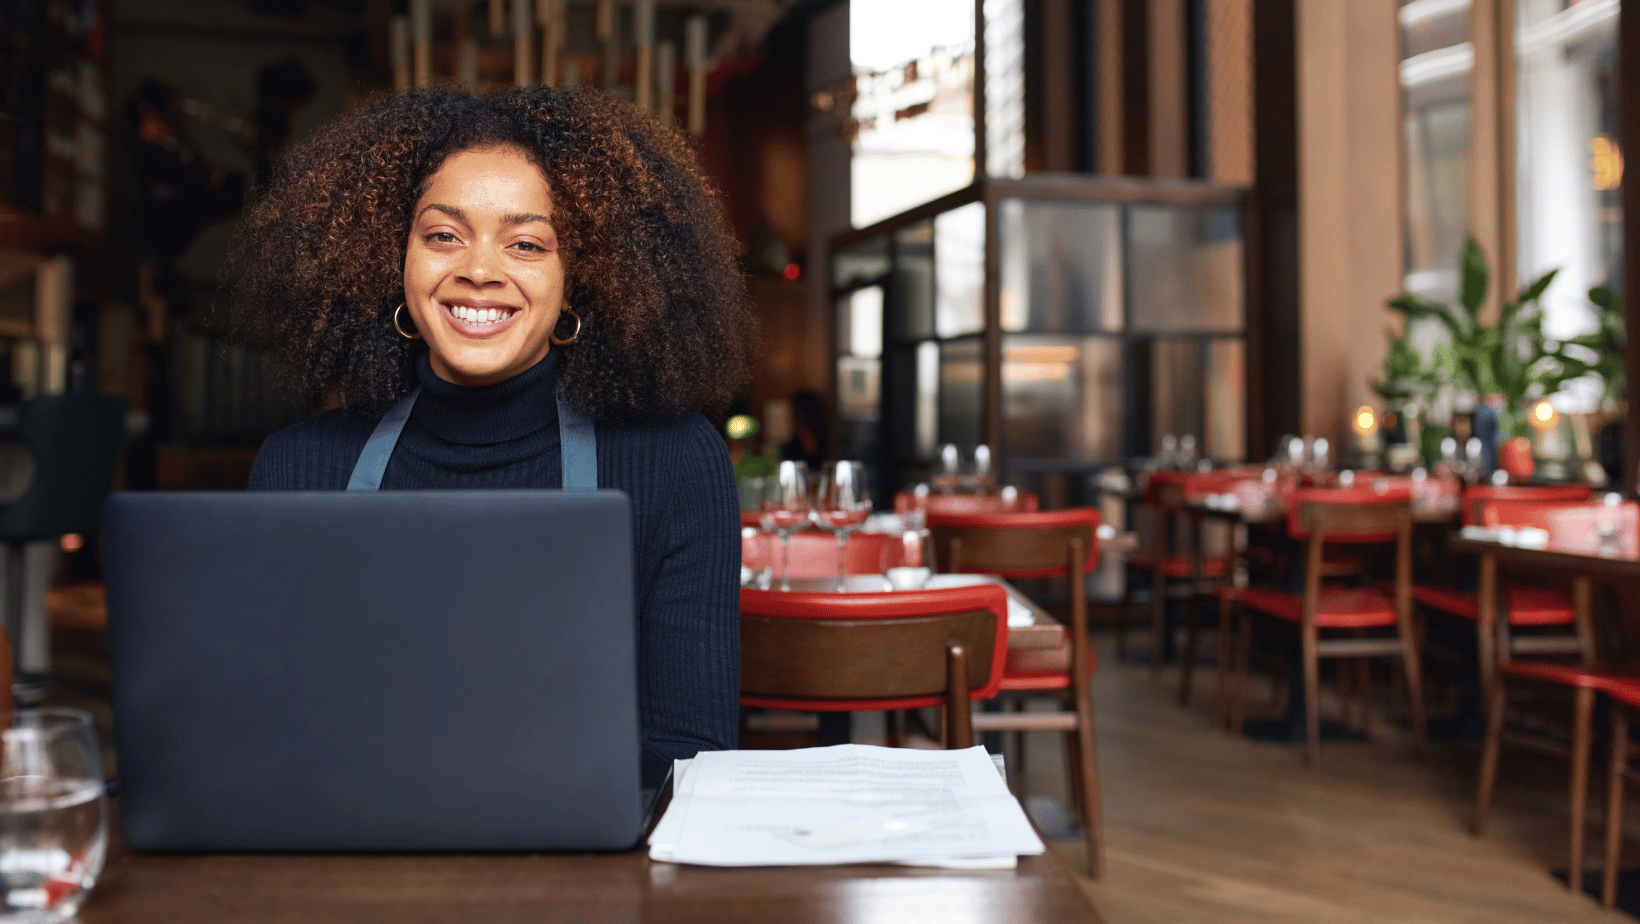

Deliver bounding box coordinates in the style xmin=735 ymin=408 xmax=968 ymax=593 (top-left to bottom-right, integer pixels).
xmin=4 ymin=0 xmax=1640 ymax=920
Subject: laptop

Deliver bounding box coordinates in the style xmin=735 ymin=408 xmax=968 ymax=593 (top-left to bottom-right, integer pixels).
xmin=103 ymin=490 xmax=647 ymax=853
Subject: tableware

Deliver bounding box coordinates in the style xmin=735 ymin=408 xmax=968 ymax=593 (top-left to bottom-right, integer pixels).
xmin=812 ymin=461 xmax=872 ymax=592
xmin=885 ymin=566 xmax=932 ymax=590
xmin=759 ymin=461 xmax=811 ymax=591
xmin=0 ymin=708 xmax=106 ymax=924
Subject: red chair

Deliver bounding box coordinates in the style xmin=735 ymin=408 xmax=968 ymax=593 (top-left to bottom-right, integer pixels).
xmin=1597 ymin=674 xmax=1640 ymax=906
xmin=1470 ymin=500 xmax=1611 ymax=889
xmin=742 ymin=528 xmax=897 ymax=579
xmin=1116 ymin=472 xmax=1238 ymax=672
xmin=928 ymin=508 xmax=1104 ymax=875
xmin=1414 ymin=493 xmax=1598 ymax=699
xmin=1214 ymin=488 xmax=1426 ymax=766
xmin=738 ymin=584 xmax=1010 ymax=750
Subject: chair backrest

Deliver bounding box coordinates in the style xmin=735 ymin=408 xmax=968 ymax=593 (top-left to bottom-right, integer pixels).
xmin=742 ymin=528 xmax=894 ymax=576
xmin=926 ymin=508 xmax=1101 ymax=579
xmin=1462 ymin=484 xmax=1593 ymax=526
xmin=0 ymin=394 xmax=127 ymax=542
xmin=1285 ymin=487 xmax=1411 ymax=544
xmin=738 ymin=584 xmax=1010 ymax=748
xmin=927 ymin=508 xmax=1100 ymax=705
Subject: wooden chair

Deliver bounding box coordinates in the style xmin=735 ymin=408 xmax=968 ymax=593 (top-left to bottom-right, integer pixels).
xmin=1413 ymin=487 xmax=1595 ymax=698
xmin=1469 ymin=501 xmax=1617 ymax=890
xmin=1115 ymin=472 xmax=1232 ymax=669
xmin=1598 ymin=675 xmax=1640 ymax=906
xmin=739 ymin=584 xmax=1010 ymax=750
xmin=927 ymin=508 xmax=1104 ymax=876
xmin=1214 ymin=488 xmax=1427 ymax=766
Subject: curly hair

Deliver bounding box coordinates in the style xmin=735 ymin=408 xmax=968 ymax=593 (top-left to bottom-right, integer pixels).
xmin=233 ymin=86 xmax=756 ymax=424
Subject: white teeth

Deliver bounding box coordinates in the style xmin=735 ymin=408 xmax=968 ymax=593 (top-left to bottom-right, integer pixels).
xmin=448 ymin=305 xmax=511 ymax=324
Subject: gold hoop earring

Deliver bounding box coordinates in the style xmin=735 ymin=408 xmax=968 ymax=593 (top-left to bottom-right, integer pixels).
xmin=550 ymin=307 xmax=581 ymax=346
xmin=392 ymin=303 xmax=422 ymax=340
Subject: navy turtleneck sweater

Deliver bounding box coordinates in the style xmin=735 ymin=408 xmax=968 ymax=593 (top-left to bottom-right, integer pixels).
xmin=247 ymin=351 xmax=740 ymax=787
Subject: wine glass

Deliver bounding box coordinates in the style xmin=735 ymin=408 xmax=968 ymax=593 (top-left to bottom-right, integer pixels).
xmin=812 ymin=461 xmax=872 ymax=592
xmin=967 ymin=444 xmax=994 ymax=495
xmin=759 ymin=461 xmax=811 ymax=591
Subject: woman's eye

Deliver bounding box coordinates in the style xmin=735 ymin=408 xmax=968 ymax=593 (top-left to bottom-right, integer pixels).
xmin=424 ymin=231 xmax=458 ymax=244
xmin=511 ymin=240 xmax=543 ymax=252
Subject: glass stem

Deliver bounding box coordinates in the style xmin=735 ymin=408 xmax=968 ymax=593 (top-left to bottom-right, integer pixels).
xmin=779 ymin=533 xmax=794 ymax=592
xmin=835 ymin=532 xmax=849 ymax=592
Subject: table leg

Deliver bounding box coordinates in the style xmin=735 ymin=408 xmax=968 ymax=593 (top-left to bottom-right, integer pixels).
xmin=1476 ymin=552 xmax=1498 ymax=701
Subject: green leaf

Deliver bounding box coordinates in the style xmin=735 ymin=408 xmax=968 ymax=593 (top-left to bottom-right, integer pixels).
xmin=1516 ymin=268 xmax=1558 ymax=306
xmin=1460 ymin=237 xmax=1489 ymax=321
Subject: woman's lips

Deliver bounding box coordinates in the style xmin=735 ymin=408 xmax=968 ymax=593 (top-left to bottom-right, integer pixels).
xmin=442 ymin=301 xmax=519 ymax=337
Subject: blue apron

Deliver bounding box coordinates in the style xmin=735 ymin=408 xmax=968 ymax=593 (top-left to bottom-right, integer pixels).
xmin=345 ymin=386 xmax=598 ymax=490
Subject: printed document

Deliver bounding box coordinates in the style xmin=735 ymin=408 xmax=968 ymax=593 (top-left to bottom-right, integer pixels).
xmin=648 ymin=744 xmax=1045 ymax=867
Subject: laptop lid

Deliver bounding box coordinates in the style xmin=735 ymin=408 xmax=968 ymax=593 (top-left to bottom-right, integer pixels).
xmin=102 ymin=490 xmax=640 ymax=853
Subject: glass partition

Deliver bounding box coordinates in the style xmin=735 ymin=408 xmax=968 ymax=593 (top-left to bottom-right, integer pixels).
xmin=832 ymin=177 xmax=1248 ymax=501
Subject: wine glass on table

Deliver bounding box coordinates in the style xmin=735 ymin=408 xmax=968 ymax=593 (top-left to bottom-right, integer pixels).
xmin=759 ymin=461 xmax=811 ymax=592
xmin=812 ymin=461 xmax=872 ymax=592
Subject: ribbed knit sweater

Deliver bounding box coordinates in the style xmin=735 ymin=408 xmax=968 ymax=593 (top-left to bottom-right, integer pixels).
xmin=247 ymin=350 xmax=741 ymax=787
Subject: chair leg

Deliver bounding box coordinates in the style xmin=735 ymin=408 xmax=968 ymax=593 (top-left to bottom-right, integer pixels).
xmin=1571 ymin=685 xmax=1595 ymax=893
xmin=1394 ymin=611 xmax=1427 ymax=751
xmin=1302 ymin=625 xmax=1320 ymax=767
xmin=1474 ymin=674 xmax=1508 ymax=835
xmin=1355 ymin=659 xmax=1373 ymax=738
xmin=1231 ymin=609 xmax=1252 ymax=736
xmin=1072 ymin=692 xmax=1103 ymax=877
xmin=1115 ymin=569 xmax=1133 ymax=659
xmin=1179 ymin=593 xmax=1200 ymax=706
xmin=1213 ymin=596 xmax=1234 ymax=728
xmin=1150 ymin=568 xmax=1168 ymax=678
xmin=1606 ymin=704 xmax=1628 ymax=908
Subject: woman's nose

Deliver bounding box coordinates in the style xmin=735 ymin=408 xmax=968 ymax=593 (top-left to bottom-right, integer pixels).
xmin=458 ymin=243 xmax=503 ymax=285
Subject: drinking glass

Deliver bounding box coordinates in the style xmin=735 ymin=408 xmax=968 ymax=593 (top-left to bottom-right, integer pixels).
xmin=759 ymin=461 xmax=811 ymax=592
xmin=933 ymin=444 xmax=962 ymax=494
xmin=967 ymin=444 xmax=993 ymax=495
xmin=812 ymin=461 xmax=872 ymax=592
xmin=883 ymin=529 xmax=935 ymax=590
xmin=0 ymin=709 xmax=106 ymax=924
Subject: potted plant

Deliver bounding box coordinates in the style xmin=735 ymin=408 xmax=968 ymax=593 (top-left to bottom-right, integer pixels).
xmin=1375 ymin=238 xmax=1594 ymax=464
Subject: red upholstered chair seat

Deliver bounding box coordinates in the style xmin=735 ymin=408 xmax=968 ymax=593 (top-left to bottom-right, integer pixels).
xmin=1499 ymin=660 xmax=1614 ymax=688
xmin=1412 ymin=584 xmax=1576 ymax=625
xmin=1225 ymin=586 xmax=1399 ymax=629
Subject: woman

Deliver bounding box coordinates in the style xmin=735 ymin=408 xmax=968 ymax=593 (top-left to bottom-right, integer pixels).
xmin=236 ymin=87 xmax=756 ymax=787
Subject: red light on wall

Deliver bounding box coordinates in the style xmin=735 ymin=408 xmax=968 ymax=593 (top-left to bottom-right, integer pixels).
xmin=60 ymin=534 xmax=84 ymax=552
xmin=782 ymin=262 xmax=801 ymax=282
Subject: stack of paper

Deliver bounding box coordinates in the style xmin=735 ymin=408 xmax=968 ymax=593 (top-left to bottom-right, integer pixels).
xmin=648 ymin=744 xmax=1046 ymax=868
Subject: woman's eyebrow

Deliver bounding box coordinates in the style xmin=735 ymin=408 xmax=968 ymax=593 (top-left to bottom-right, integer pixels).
xmin=418 ymin=203 xmax=465 ymax=221
xmin=503 ymin=211 xmax=552 ymax=226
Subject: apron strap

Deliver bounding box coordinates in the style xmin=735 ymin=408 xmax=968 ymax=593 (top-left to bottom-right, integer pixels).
xmin=556 ymin=392 xmax=597 ymax=491
xmin=346 ymin=384 xmax=597 ymax=491
xmin=346 ymin=387 xmax=419 ymax=491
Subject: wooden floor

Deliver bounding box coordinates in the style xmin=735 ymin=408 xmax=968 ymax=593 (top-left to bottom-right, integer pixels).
xmin=1034 ymin=635 xmax=1636 ymax=924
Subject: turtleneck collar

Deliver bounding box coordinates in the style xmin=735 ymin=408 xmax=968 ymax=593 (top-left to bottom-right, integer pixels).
xmin=410 ymin=349 xmax=561 ymax=447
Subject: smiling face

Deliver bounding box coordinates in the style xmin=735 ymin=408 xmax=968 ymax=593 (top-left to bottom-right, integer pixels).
xmin=403 ymin=145 xmax=564 ymax=388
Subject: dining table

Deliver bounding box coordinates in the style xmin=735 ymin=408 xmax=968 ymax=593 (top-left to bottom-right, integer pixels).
xmin=78 ymin=810 xmax=1104 ymax=923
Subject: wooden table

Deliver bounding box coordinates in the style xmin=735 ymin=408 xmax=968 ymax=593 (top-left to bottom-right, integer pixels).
xmin=80 ymin=836 xmax=1104 ymax=923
